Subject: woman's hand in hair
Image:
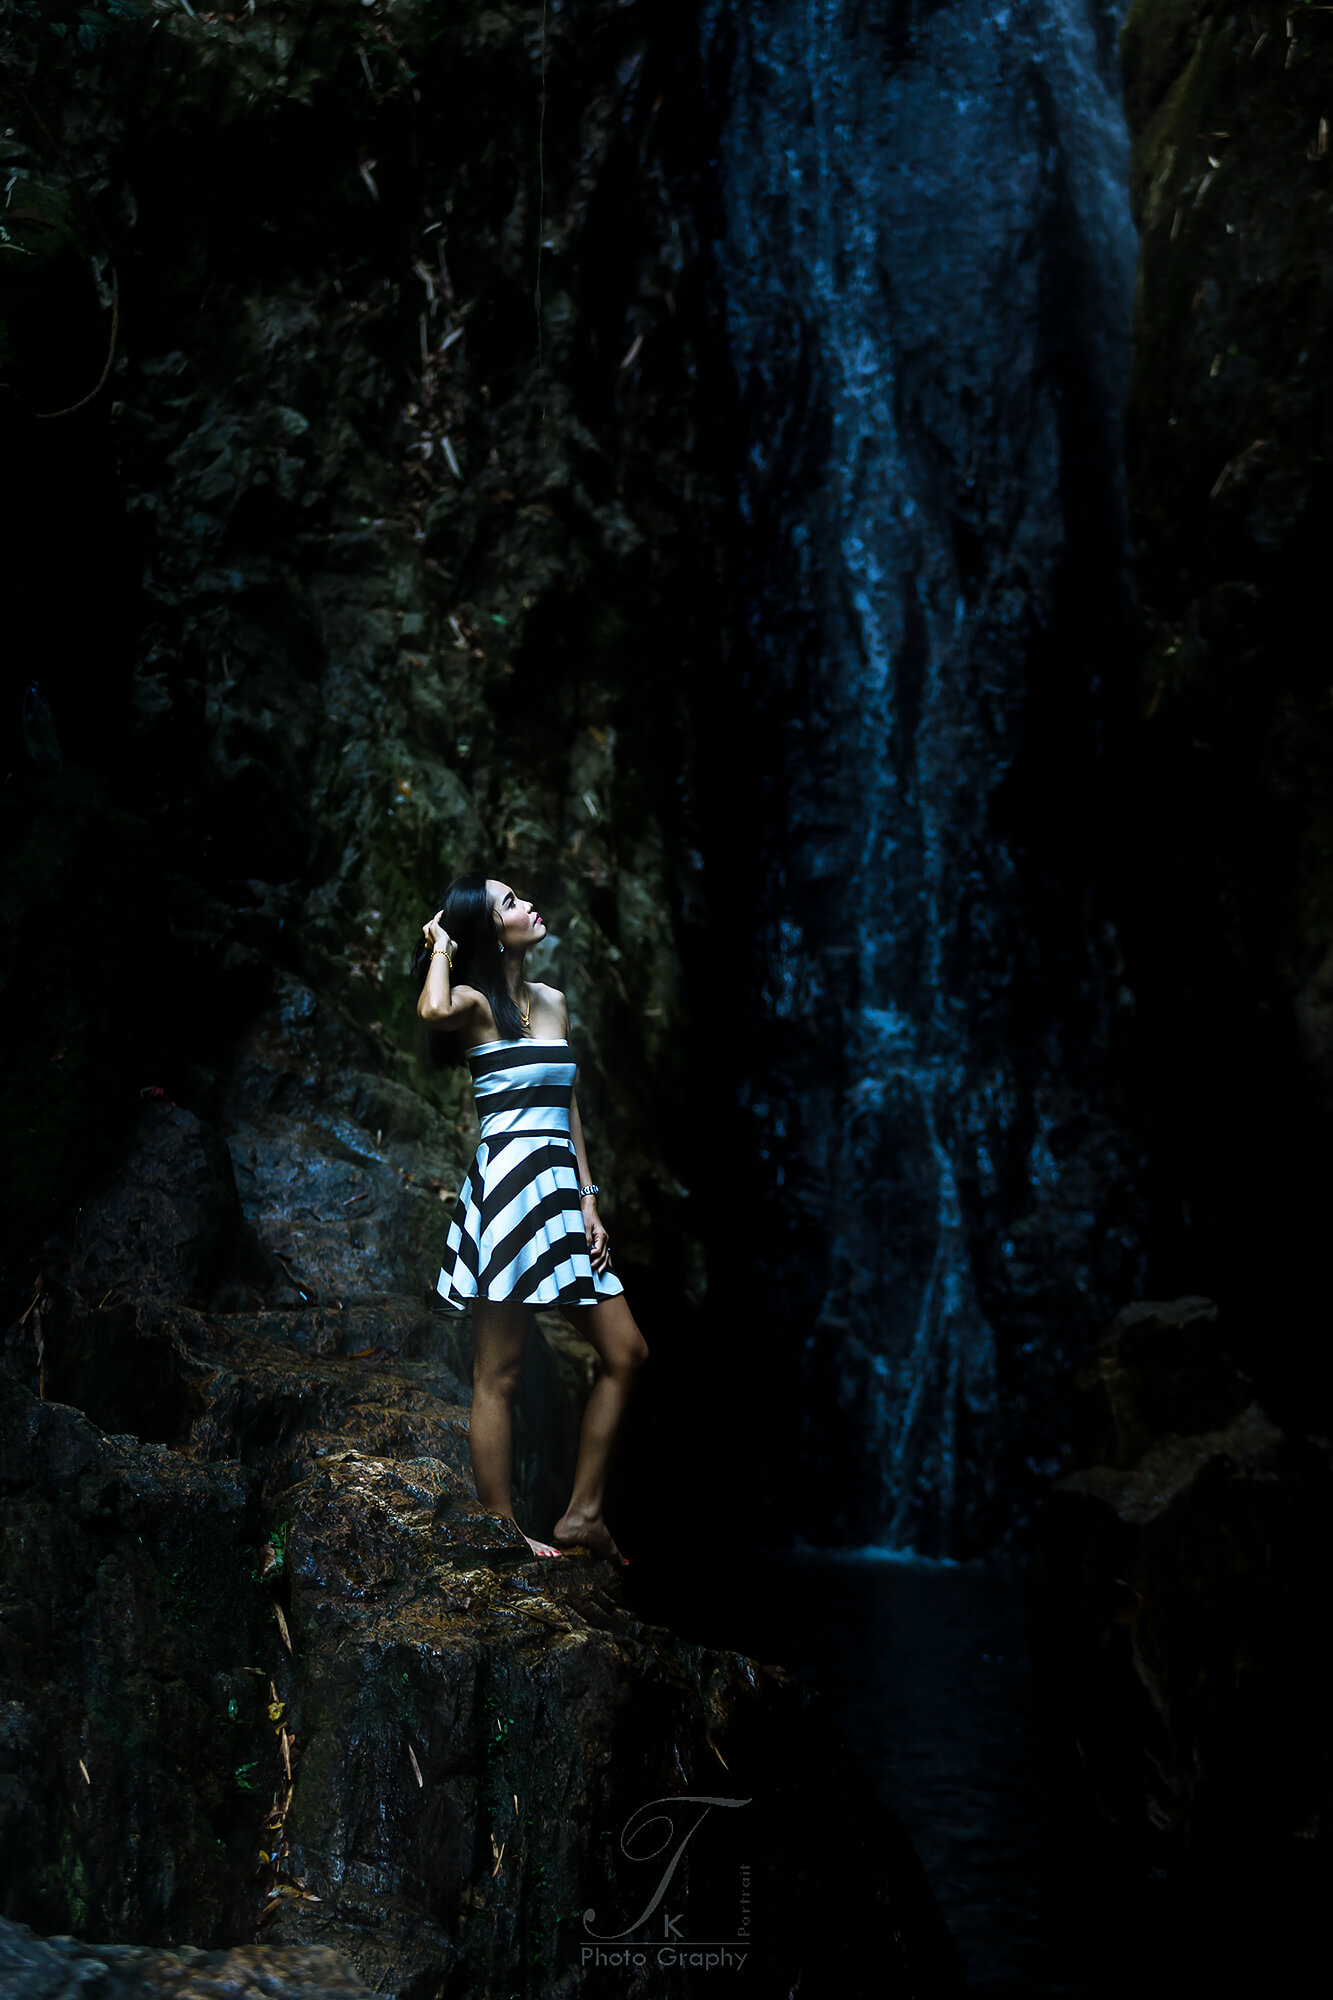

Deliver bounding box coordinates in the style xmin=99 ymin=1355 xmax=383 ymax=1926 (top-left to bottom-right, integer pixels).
xmin=422 ymin=910 xmax=455 ymax=959
xmin=418 ymin=913 xmax=474 ymax=1026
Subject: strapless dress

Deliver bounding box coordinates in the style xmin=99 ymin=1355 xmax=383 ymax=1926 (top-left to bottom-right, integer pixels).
xmin=435 ymin=1038 xmax=624 ymax=1310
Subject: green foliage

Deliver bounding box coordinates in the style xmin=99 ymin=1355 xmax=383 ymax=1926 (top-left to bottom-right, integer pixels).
xmin=160 ymin=1567 xmax=200 ymax=1630
xmin=12 ymin=1 xmax=146 ymax=51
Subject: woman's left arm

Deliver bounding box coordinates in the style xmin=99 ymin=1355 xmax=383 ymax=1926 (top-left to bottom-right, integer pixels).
xmin=568 ymin=1090 xmax=609 ymax=1273
xmin=564 ymin=1002 xmax=610 ymax=1274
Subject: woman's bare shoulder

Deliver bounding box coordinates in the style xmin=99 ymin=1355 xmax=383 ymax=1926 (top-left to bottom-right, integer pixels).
xmin=453 ymin=982 xmax=493 ymax=1011
xmin=441 ymin=983 xmax=494 ymax=1027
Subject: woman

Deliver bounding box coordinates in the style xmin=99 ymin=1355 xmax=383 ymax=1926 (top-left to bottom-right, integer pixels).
xmin=413 ymin=872 xmax=648 ymax=1566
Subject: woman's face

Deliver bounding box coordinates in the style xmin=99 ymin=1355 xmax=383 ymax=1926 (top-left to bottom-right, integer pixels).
xmin=487 ymin=878 xmax=547 ymax=951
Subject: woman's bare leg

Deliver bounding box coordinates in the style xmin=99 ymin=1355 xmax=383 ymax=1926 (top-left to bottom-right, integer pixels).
xmin=469 ymin=1298 xmax=562 ymax=1559
xmin=553 ymin=1292 xmax=649 ymax=1564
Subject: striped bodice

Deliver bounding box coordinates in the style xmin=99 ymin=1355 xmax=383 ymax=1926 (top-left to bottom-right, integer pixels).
xmin=464 ymin=1039 xmax=577 ymax=1143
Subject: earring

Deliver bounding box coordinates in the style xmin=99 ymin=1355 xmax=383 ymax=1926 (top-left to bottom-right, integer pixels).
xmin=498 ymin=942 xmax=505 ymax=954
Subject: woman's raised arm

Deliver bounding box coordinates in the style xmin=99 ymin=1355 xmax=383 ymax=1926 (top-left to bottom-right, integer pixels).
xmin=417 ymin=912 xmax=473 ymax=1026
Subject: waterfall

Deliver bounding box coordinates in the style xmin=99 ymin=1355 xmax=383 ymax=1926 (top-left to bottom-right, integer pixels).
xmin=700 ymin=0 xmax=1144 ymax=1554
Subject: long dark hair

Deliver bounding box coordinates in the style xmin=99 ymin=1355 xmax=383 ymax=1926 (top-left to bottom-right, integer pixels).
xmin=410 ymin=871 xmax=527 ymax=1067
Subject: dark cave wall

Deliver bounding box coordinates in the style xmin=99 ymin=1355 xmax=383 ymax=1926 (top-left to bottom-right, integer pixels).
xmin=1019 ymin=10 xmax=1333 ymax=1957
xmin=1116 ymin=0 xmax=1333 ymax=1420
xmin=0 ymin=0 xmax=729 ymax=1317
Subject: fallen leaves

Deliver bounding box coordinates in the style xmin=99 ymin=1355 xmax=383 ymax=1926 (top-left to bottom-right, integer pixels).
xmin=251 ymin=1669 xmax=313 ymax=1931
xmin=257 ymin=1877 xmax=323 ymax=1926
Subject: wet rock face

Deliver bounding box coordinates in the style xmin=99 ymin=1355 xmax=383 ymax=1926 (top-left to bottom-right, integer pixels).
xmin=215 ymin=968 xmax=476 ymax=1308
xmin=60 ymin=1099 xmax=256 ymax=1308
xmin=697 ymin=0 xmax=1146 ymax=1554
xmin=1115 ymin=0 xmax=1333 ymax=1412
xmin=1027 ymin=1297 xmax=1333 ymax=1959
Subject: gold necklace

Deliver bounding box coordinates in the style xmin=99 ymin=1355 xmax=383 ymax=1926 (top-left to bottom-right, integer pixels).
xmin=519 ymin=984 xmax=531 ymax=1030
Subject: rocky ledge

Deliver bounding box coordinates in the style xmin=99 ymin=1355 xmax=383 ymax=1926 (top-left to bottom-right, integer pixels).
xmin=0 ymin=1918 xmax=378 ymax=2000
xmin=2 ymin=1103 xmax=964 ymax=1998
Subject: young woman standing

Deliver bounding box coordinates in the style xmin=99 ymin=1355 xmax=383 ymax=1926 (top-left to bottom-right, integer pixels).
xmin=414 ymin=872 xmax=648 ymax=1565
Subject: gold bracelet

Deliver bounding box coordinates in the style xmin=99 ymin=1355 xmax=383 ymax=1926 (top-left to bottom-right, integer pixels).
xmin=431 ymin=947 xmax=454 ymax=965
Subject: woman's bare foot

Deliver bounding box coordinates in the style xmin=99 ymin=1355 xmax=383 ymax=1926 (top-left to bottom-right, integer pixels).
xmin=522 ymin=1533 xmax=565 ymax=1559
xmin=553 ymin=1509 xmax=628 ymax=1565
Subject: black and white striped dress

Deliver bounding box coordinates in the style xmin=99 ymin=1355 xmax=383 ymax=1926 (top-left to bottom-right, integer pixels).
xmin=435 ymin=1038 xmax=625 ymax=1311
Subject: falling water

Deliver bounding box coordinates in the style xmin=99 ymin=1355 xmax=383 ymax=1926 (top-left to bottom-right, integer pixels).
xmin=701 ymin=0 xmax=1145 ymax=1553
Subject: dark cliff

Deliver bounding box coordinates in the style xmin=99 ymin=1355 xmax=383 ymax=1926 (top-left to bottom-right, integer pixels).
xmin=1115 ymin=0 xmax=1333 ymax=1426
xmin=0 ymin=0 xmax=763 ymax=1602
xmin=1 ymin=0 xmax=722 ymax=1312
xmin=1024 ymin=7 xmax=1333 ymax=1981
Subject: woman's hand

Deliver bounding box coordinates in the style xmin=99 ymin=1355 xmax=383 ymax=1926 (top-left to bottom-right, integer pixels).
xmin=422 ymin=910 xmax=455 ymax=960
xmin=582 ymin=1197 xmax=610 ymax=1274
